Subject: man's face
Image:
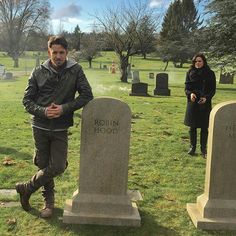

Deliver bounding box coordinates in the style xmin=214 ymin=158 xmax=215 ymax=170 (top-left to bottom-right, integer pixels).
xmin=48 ymin=44 xmax=68 ymax=67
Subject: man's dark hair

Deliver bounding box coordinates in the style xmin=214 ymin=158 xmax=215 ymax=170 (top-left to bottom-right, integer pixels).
xmin=48 ymin=36 xmax=68 ymax=50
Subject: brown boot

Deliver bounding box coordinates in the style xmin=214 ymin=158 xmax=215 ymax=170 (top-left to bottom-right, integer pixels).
xmin=40 ymin=202 xmax=54 ymax=218
xmin=15 ymin=183 xmax=32 ymax=211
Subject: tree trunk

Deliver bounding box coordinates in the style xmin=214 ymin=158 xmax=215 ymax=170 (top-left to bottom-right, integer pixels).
xmin=13 ymin=57 xmax=19 ymax=68
xmin=76 ymin=39 xmax=81 ymax=51
xmin=88 ymin=58 xmax=92 ymax=68
xmin=119 ymin=55 xmax=129 ymax=83
xmin=164 ymin=61 xmax=169 ymax=71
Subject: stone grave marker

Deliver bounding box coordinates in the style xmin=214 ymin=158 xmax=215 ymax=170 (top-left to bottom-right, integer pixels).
xmin=36 ymin=57 xmax=40 ymax=67
xmin=0 ymin=64 xmax=5 ymax=78
xmin=3 ymin=72 xmax=13 ymax=80
xmin=187 ymin=101 xmax=236 ymax=230
xmin=131 ymin=70 xmax=140 ymax=84
xmin=219 ymin=72 xmax=234 ymax=84
xmin=127 ymin=64 xmax=132 ymax=78
xmin=149 ymin=72 xmax=154 ymax=79
xmin=154 ymin=73 xmax=170 ymax=96
xmin=129 ymin=82 xmax=150 ymax=97
xmin=63 ymin=97 xmax=141 ymax=227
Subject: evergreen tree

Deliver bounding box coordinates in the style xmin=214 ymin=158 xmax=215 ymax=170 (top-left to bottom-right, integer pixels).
xmin=72 ymin=25 xmax=84 ymax=51
xmin=205 ymin=0 xmax=236 ymax=72
xmin=158 ymin=0 xmax=200 ymax=68
xmin=136 ymin=15 xmax=157 ymax=59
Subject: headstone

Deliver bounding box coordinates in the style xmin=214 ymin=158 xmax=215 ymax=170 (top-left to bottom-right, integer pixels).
xmin=3 ymin=72 xmax=13 ymax=80
xmin=131 ymin=70 xmax=140 ymax=84
xmin=187 ymin=101 xmax=236 ymax=230
xmin=127 ymin=64 xmax=132 ymax=78
xmin=219 ymin=72 xmax=234 ymax=84
xmin=149 ymin=72 xmax=154 ymax=79
xmin=154 ymin=73 xmax=170 ymax=96
xmin=0 ymin=64 xmax=5 ymax=78
xmin=0 ymin=189 xmax=17 ymax=196
xmin=63 ymin=98 xmax=141 ymax=227
xmin=129 ymin=82 xmax=150 ymax=97
xmin=35 ymin=57 xmax=40 ymax=67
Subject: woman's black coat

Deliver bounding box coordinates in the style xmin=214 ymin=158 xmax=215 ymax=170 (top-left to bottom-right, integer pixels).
xmin=184 ymin=66 xmax=216 ymax=128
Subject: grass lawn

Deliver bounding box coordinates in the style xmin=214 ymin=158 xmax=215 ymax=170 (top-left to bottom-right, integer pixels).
xmin=0 ymin=52 xmax=235 ymax=236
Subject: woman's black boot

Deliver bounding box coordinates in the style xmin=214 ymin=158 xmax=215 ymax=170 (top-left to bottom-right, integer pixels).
xmin=188 ymin=128 xmax=197 ymax=156
xmin=188 ymin=146 xmax=196 ymax=155
xmin=200 ymin=128 xmax=208 ymax=158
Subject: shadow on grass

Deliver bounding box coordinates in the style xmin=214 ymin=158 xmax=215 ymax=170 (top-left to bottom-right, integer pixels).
xmin=42 ymin=208 xmax=179 ymax=236
xmin=0 ymin=146 xmax=31 ymax=160
xmin=216 ymin=87 xmax=236 ymax=92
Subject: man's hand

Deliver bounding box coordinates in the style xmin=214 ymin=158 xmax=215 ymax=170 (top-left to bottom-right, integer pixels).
xmin=45 ymin=103 xmax=63 ymax=119
xmin=190 ymin=93 xmax=197 ymax=102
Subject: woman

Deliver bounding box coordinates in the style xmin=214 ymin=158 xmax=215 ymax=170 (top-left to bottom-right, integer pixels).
xmin=184 ymin=53 xmax=216 ymax=158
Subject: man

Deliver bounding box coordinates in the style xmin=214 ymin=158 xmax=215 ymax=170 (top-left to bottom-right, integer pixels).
xmin=16 ymin=36 xmax=93 ymax=218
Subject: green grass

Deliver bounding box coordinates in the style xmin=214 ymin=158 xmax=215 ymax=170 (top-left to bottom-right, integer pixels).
xmin=0 ymin=52 xmax=236 ymax=235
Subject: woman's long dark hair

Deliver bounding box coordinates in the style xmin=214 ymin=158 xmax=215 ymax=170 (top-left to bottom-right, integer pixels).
xmin=190 ymin=53 xmax=209 ymax=70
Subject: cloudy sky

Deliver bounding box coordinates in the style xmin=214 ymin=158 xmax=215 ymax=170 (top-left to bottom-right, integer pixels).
xmin=50 ymin=0 xmax=202 ymax=33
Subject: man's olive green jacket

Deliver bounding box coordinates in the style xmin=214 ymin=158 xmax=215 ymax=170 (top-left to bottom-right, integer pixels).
xmin=23 ymin=58 xmax=93 ymax=130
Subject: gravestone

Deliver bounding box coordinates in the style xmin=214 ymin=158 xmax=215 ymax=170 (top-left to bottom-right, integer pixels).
xmin=149 ymin=72 xmax=154 ymax=79
xmin=63 ymin=98 xmax=141 ymax=226
xmin=219 ymin=72 xmax=234 ymax=84
xmin=187 ymin=101 xmax=236 ymax=230
xmin=131 ymin=70 xmax=140 ymax=84
xmin=0 ymin=64 xmax=5 ymax=78
xmin=129 ymin=82 xmax=150 ymax=97
xmin=3 ymin=72 xmax=13 ymax=80
xmin=127 ymin=64 xmax=132 ymax=78
xmin=154 ymin=73 xmax=170 ymax=96
xmin=35 ymin=57 xmax=40 ymax=67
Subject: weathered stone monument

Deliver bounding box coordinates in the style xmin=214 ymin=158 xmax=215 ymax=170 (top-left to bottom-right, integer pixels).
xmin=63 ymin=98 xmax=141 ymax=226
xmin=0 ymin=64 xmax=5 ymax=78
xmin=219 ymin=72 xmax=234 ymax=84
xmin=3 ymin=72 xmax=13 ymax=80
xmin=154 ymin=73 xmax=170 ymax=96
xmin=36 ymin=57 xmax=40 ymax=67
xmin=187 ymin=101 xmax=236 ymax=230
xmin=129 ymin=82 xmax=150 ymax=97
xmin=127 ymin=64 xmax=132 ymax=78
xmin=131 ymin=70 xmax=140 ymax=84
xmin=149 ymin=72 xmax=154 ymax=79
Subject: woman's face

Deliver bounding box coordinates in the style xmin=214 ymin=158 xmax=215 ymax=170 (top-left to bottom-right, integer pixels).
xmin=194 ymin=57 xmax=204 ymax=68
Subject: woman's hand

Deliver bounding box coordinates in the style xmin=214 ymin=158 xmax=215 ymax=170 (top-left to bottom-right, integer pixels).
xmin=198 ymin=97 xmax=206 ymax=104
xmin=190 ymin=93 xmax=197 ymax=102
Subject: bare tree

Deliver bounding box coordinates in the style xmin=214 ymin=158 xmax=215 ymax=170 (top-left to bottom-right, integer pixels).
xmin=95 ymin=0 xmax=159 ymax=82
xmin=0 ymin=0 xmax=50 ymax=67
xmin=80 ymin=31 xmax=100 ymax=68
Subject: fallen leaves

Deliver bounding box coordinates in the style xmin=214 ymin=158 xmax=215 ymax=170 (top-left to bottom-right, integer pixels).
xmin=2 ymin=156 xmax=16 ymax=166
xmin=6 ymin=218 xmax=17 ymax=225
